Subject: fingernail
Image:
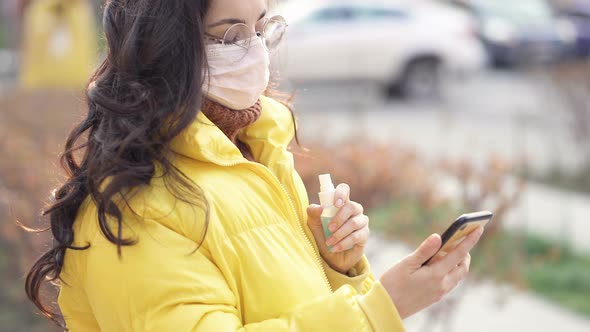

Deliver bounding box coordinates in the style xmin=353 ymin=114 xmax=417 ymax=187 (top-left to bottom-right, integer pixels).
xmin=335 ymin=199 xmax=343 ymax=207
xmin=476 ymin=227 xmax=484 ymax=236
xmin=331 ymin=245 xmax=341 ymax=253
xmin=329 ymin=223 xmax=337 ymax=232
xmin=326 ymin=237 xmax=335 ymax=246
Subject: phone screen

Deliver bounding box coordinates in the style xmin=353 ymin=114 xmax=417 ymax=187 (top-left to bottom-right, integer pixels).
xmin=422 ymin=211 xmax=493 ymax=266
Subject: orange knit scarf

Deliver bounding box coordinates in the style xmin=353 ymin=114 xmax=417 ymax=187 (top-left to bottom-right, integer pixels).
xmin=200 ymin=99 xmax=262 ymax=162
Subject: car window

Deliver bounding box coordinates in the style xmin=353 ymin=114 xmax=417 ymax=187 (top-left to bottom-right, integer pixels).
xmin=307 ymin=6 xmax=409 ymax=23
xmin=356 ymin=7 xmax=410 ymax=20
xmin=564 ymin=11 xmax=590 ymax=20
xmin=308 ymin=7 xmax=354 ymax=22
xmin=449 ymin=0 xmax=473 ymax=11
xmin=476 ymin=0 xmax=554 ymax=24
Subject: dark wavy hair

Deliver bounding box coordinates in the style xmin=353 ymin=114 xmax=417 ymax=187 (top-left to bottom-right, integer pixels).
xmin=25 ymin=0 xmax=213 ymax=327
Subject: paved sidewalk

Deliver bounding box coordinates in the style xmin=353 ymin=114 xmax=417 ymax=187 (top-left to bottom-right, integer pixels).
xmin=436 ymin=174 xmax=590 ymax=253
xmin=366 ymin=235 xmax=590 ymax=332
xmin=504 ymin=180 xmax=590 ymax=253
xmin=0 ymin=49 xmax=17 ymax=96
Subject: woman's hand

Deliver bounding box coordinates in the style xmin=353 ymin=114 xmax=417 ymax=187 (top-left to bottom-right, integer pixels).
xmin=380 ymin=227 xmax=484 ymax=319
xmin=307 ymin=183 xmax=369 ymax=274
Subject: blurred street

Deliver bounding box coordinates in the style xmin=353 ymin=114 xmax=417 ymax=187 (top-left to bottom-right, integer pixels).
xmin=292 ymin=70 xmax=590 ymax=253
xmin=293 ymin=70 xmax=579 ymax=171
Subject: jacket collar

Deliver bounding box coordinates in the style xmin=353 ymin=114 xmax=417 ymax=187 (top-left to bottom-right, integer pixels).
xmin=169 ymin=95 xmax=294 ymax=167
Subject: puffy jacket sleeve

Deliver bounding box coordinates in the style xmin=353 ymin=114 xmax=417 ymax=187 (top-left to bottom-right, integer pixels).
xmin=322 ymin=255 xmax=375 ymax=295
xmin=82 ymin=217 xmax=405 ymax=332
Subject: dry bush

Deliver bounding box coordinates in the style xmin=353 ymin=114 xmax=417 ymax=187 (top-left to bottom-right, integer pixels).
xmin=295 ymin=141 xmax=447 ymax=210
xmin=542 ymin=62 xmax=590 ymax=193
xmin=0 ymin=89 xmax=83 ymax=332
xmin=439 ymin=156 xmax=526 ymax=284
xmin=550 ymin=61 xmax=590 ymax=165
xmin=295 ymin=141 xmax=524 ymax=252
xmin=439 ymin=156 xmax=525 ymax=239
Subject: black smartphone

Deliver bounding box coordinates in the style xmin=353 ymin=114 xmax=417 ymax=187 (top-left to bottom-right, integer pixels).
xmin=422 ymin=211 xmax=493 ymax=266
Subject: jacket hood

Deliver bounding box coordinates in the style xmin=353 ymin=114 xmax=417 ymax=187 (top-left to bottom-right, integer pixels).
xmin=169 ymin=95 xmax=295 ymax=166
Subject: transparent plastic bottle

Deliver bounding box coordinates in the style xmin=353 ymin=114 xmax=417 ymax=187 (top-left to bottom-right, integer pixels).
xmin=318 ymin=174 xmax=339 ymax=251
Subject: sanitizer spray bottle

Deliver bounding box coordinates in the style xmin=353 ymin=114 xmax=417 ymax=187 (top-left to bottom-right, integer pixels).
xmin=318 ymin=174 xmax=338 ymax=251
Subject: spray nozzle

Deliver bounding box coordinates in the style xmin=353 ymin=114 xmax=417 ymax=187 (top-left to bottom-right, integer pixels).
xmin=319 ymin=174 xmax=335 ymax=193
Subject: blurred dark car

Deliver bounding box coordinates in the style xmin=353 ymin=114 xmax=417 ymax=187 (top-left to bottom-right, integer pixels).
xmin=445 ymin=0 xmax=577 ymax=67
xmin=552 ymin=0 xmax=590 ymax=57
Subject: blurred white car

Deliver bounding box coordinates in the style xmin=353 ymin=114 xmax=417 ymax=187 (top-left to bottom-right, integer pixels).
xmin=275 ymin=0 xmax=487 ymax=98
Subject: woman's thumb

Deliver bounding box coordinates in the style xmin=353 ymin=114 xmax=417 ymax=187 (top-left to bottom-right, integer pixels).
xmin=408 ymin=234 xmax=442 ymax=268
xmin=306 ymin=204 xmax=323 ymax=226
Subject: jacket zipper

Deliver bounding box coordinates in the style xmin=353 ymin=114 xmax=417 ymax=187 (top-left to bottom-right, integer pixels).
xmin=263 ymin=169 xmax=333 ymax=293
xmin=215 ymin=157 xmax=333 ymax=292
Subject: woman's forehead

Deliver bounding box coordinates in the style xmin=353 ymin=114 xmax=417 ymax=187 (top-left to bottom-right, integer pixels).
xmin=206 ymin=0 xmax=267 ymax=24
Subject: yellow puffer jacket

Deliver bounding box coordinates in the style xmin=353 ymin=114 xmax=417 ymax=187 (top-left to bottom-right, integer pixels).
xmin=58 ymin=96 xmax=405 ymax=331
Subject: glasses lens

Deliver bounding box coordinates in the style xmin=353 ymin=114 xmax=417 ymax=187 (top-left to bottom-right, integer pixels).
xmin=263 ymin=16 xmax=287 ymax=51
xmin=224 ymin=24 xmax=252 ymax=45
xmin=222 ymin=24 xmax=251 ymax=61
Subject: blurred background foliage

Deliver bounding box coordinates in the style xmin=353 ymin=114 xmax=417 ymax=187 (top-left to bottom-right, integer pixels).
xmin=0 ymin=91 xmax=82 ymax=331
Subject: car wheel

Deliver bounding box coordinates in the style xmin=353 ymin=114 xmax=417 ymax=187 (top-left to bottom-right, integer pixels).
xmin=389 ymin=57 xmax=442 ymax=100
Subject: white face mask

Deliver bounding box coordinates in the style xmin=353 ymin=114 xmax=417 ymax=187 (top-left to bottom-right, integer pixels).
xmin=203 ymin=36 xmax=270 ymax=110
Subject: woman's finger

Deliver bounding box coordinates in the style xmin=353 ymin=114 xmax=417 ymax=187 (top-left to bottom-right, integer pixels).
xmin=431 ymin=227 xmax=483 ymax=273
xmin=326 ymin=214 xmax=369 ymax=246
xmin=451 ymin=253 xmax=471 ymax=273
xmin=331 ymin=227 xmax=370 ymax=253
xmin=333 ymin=183 xmax=350 ymax=208
xmin=328 ymin=201 xmax=363 ymax=233
xmin=444 ymin=253 xmax=471 ymax=288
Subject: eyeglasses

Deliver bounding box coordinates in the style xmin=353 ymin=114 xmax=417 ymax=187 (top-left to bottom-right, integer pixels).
xmin=205 ymin=15 xmax=288 ymax=59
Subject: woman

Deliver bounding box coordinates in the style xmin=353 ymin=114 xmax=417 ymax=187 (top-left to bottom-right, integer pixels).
xmin=25 ymin=0 xmax=483 ymax=330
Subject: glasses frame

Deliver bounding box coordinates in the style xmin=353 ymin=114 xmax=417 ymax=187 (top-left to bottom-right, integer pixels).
xmin=205 ymin=15 xmax=288 ymax=52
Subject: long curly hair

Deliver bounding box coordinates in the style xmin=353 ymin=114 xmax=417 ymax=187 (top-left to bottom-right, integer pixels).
xmin=25 ymin=0 xmax=213 ymax=327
